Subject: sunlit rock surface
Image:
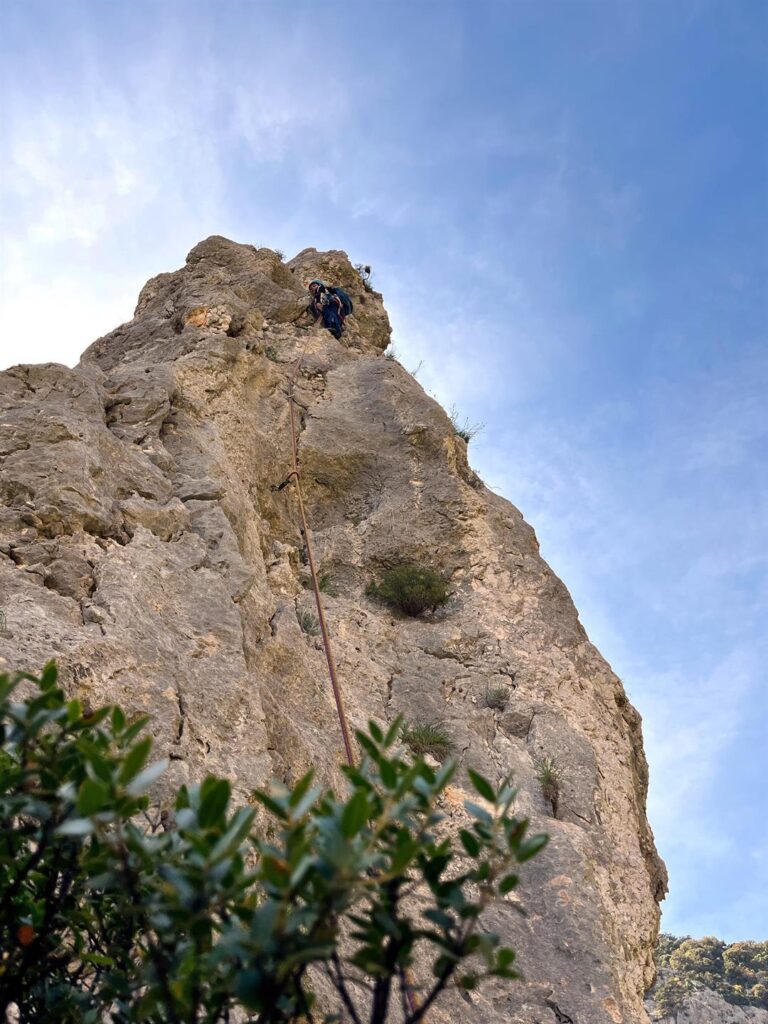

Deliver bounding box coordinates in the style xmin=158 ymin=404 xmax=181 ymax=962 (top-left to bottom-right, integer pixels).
xmin=0 ymin=236 xmax=667 ymax=1024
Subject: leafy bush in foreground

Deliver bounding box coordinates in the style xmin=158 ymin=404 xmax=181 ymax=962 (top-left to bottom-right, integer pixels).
xmin=0 ymin=664 xmax=547 ymax=1023
xmin=366 ymin=563 xmax=450 ymax=617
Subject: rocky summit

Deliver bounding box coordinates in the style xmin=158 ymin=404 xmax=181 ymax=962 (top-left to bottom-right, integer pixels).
xmin=0 ymin=236 xmax=667 ymax=1023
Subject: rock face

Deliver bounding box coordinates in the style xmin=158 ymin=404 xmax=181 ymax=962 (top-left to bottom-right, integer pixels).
xmin=0 ymin=237 xmax=666 ymax=1023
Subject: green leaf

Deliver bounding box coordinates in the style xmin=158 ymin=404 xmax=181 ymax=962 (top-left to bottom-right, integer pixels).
xmin=383 ymin=715 xmax=403 ymax=747
xmin=355 ymin=730 xmax=381 ymax=762
xmin=291 ymin=783 xmax=322 ymax=820
xmin=119 ymin=737 xmax=152 ymax=784
xmin=288 ymin=770 xmax=314 ymax=808
xmin=199 ymin=776 xmax=231 ymax=827
xmin=341 ymin=790 xmax=371 ymax=838
xmin=517 ymin=833 xmax=549 ymax=862
xmin=468 ymin=769 xmax=495 ymax=803
xmin=496 ymin=947 xmax=516 ymax=968
xmin=464 ymin=800 xmax=493 ymax=826
xmin=125 ymin=759 xmax=166 ymax=796
xmin=368 ymin=720 xmax=383 ymax=743
xmin=210 ymin=807 xmax=256 ymax=861
xmin=434 ymin=760 xmax=457 ymax=791
xmin=423 ymin=908 xmax=454 ymax=930
xmin=40 ymin=661 xmax=58 ymax=691
xmin=459 ymin=829 xmax=480 ymax=857
xmin=82 ymin=952 xmax=115 ymax=967
xmin=111 ymin=706 xmax=125 ymax=732
xmin=235 ymin=969 xmax=265 ymax=1011
xmin=499 ymin=873 xmax=520 ymax=894
xmin=379 ymin=756 xmax=397 ymax=789
xmin=56 ymin=817 xmax=94 ymax=837
xmin=122 ymin=716 xmax=150 ymax=744
xmin=253 ymin=790 xmax=288 ymax=821
xmin=77 ymin=777 xmax=108 ymax=816
xmin=86 ymin=752 xmax=114 ymax=784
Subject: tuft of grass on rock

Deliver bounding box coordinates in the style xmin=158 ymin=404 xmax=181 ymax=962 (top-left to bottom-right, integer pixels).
xmin=301 ymin=574 xmax=337 ymax=597
xmin=264 ymin=345 xmax=280 ymax=362
xmin=401 ymin=719 xmax=455 ymax=760
xmin=534 ymin=755 xmax=561 ymax=817
xmin=354 ymin=263 xmax=374 ymax=292
xmin=482 ymin=685 xmax=509 ymax=711
xmin=366 ymin=563 xmax=449 ymax=617
xmin=449 ymin=404 xmax=484 ymax=444
xmin=297 ymin=609 xmax=320 ymax=636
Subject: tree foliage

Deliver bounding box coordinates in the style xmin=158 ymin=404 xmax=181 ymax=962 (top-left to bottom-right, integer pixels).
xmin=654 ymin=933 xmax=768 ymax=1012
xmin=365 ymin=564 xmax=450 ymax=617
xmin=0 ymin=664 xmax=548 ymax=1023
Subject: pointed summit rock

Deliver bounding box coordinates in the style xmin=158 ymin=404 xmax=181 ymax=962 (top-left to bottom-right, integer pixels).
xmin=0 ymin=236 xmax=666 ymax=1023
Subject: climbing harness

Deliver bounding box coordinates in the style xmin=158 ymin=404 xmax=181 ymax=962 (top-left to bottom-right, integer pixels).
xmin=283 ymin=340 xmax=423 ymax=1019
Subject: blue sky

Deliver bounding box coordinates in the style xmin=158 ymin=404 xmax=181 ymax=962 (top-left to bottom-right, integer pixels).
xmin=1 ymin=0 xmax=765 ymax=941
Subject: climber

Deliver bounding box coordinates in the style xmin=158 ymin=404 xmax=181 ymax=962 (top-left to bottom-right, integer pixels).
xmin=307 ymin=280 xmax=353 ymax=340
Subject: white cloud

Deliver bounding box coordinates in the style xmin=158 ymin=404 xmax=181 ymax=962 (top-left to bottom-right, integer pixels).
xmin=0 ymin=31 xmax=343 ymax=369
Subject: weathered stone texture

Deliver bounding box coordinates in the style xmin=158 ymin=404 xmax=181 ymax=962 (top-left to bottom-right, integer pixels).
xmin=0 ymin=236 xmax=666 ymax=1023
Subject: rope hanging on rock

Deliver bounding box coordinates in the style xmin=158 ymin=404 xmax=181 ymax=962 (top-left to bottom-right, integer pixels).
xmin=283 ymin=338 xmax=423 ymax=1019
xmin=286 ymin=347 xmax=355 ymax=765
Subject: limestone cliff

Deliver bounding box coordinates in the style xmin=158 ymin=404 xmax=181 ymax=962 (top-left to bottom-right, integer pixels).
xmin=0 ymin=236 xmax=666 ymax=1024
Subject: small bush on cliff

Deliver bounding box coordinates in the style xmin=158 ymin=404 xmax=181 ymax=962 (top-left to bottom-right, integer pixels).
xmin=534 ymin=755 xmax=561 ymax=817
xmin=482 ymin=685 xmax=510 ymax=711
xmin=366 ymin=563 xmax=450 ymax=616
xmin=301 ymin=573 xmax=337 ymax=596
xmin=449 ymin=404 xmax=484 ymax=444
xmin=297 ymin=608 xmax=321 ymax=635
xmin=0 ymin=664 xmax=547 ymax=1023
xmin=401 ymin=719 xmax=455 ymax=759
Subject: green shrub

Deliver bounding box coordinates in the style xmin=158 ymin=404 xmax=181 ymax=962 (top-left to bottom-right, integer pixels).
xmin=652 ymin=935 xmax=768 ymax=1010
xmin=301 ymin=573 xmax=337 ymax=596
xmin=534 ymin=755 xmax=561 ymax=817
xmin=0 ymin=664 xmax=547 ymax=1022
xmin=483 ymin=685 xmax=509 ymax=711
xmin=297 ymin=608 xmax=320 ymax=636
xmin=264 ymin=345 xmax=279 ymax=361
xmin=366 ymin=563 xmax=450 ymax=616
xmin=401 ymin=719 xmax=455 ymax=760
xmin=654 ymin=975 xmax=692 ymax=1014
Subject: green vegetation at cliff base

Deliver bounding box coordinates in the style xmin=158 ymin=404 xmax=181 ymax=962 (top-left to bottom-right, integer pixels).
xmin=653 ymin=933 xmax=768 ymax=1013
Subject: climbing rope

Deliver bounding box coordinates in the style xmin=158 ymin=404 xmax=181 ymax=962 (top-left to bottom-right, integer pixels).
xmin=283 ymin=334 xmax=423 ymax=1020
xmin=286 ymin=346 xmax=354 ymax=765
